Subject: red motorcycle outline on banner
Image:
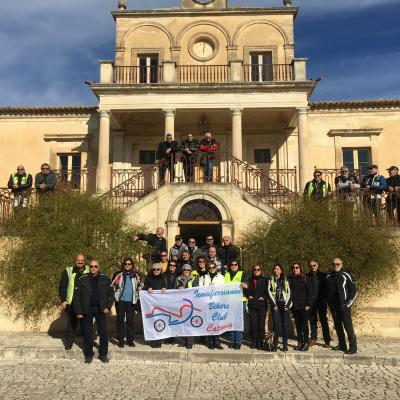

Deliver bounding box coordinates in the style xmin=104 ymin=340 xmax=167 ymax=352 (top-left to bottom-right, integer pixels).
xmin=144 ymin=298 xmax=203 ymax=333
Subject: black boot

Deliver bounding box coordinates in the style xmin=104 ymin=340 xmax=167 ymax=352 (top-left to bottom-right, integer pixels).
xmin=295 ymin=342 xmax=303 ymax=351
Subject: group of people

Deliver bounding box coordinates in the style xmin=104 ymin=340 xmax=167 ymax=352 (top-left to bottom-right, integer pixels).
xmin=59 ymin=227 xmax=357 ymax=363
xmin=7 ymin=163 xmax=57 ymax=207
xmin=156 ymin=132 xmax=218 ymax=184
xmin=304 ymin=164 xmax=400 ymax=222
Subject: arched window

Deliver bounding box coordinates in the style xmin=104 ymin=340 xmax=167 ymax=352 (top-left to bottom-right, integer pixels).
xmin=179 ymin=199 xmax=222 ymax=221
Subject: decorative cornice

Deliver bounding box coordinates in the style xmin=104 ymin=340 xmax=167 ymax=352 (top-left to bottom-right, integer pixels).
xmin=0 ymin=106 xmax=98 ymax=117
xmin=327 ymin=129 xmax=382 ymax=137
xmin=310 ymin=99 xmax=400 ymax=111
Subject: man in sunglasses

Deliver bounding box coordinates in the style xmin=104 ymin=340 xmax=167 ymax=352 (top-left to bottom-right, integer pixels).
xmin=335 ymin=166 xmax=360 ymax=197
xmin=304 ymin=170 xmax=331 ymax=199
xmin=34 ymin=162 xmax=57 ymax=194
xmin=112 ymin=257 xmax=142 ymax=348
xmin=306 ymin=260 xmax=331 ymax=348
xmin=74 ymin=259 xmax=114 ymax=363
xmin=327 ymin=257 xmax=357 ymax=354
xmin=7 ymin=164 xmax=32 ymax=208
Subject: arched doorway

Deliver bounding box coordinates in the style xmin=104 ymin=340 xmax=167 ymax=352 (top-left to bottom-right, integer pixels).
xmin=178 ymin=199 xmax=222 ymax=247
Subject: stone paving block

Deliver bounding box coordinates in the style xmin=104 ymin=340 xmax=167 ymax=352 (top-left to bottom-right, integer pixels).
xmin=375 ymin=355 xmax=400 ymax=366
xmin=2 ymin=347 xmax=22 ymax=359
xmin=189 ymin=350 xmax=253 ymax=364
xmin=284 ymin=352 xmax=315 ymax=364
xmin=253 ymin=351 xmax=285 ymax=363
xmin=20 ymin=347 xmax=38 ymax=359
xmin=314 ymin=352 xmax=344 ymax=364
xmin=343 ymin=353 xmax=376 ymax=366
xmin=37 ymin=348 xmax=65 ymax=360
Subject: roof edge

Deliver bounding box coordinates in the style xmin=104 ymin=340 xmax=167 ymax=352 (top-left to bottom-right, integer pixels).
xmin=0 ymin=106 xmax=98 ymax=116
xmin=310 ymin=99 xmax=400 ymax=111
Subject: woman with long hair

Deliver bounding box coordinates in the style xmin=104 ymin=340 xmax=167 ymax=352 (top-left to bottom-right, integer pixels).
xmin=288 ymin=262 xmax=314 ymax=351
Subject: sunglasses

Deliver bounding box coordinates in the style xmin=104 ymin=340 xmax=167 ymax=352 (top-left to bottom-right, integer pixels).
xmin=332 ymin=263 xmax=341 ymax=266
xmin=310 ymin=264 xmax=318 ymax=267
xmin=90 ymin=265 xmax=99 ymax=269
xmin=198 ymin=260 xmax=205 ymax=264
xmin=253 ymin=268 xmax=261 ymax=272
xmin=188 ymin=241 xmax=195 ymax=244
xmin=314 ymin=174 xmax=321 ymax=177
xmin=208 ymin=266 xmax=217 ymax=269
xmin=17 ymin=168 xmax=25 ymax=171
xmin=182 ymin=269 xmax=191 ymax=272
xmin=206 ymin=238 xmax=213 ymax=241
xmin=231 ymin=263 xmax=238 ymax=266
xmin=161 ymin=254 xmax=168 ymax=257
xmin=153 ymin=268 xmax=161 ymax=272
xmin=124 ymin=262 xmax=132 ymax=266
xmin=169 ymin=264 xmax=177 ymax=267
xmin=42 ymin=167 xmax=49 ymax=170
xmin=292 ymin=266 xmax=300 ymax=270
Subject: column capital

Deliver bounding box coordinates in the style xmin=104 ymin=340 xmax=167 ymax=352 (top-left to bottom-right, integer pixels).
xmin=230 ymin=108 xmax=243 ymax=116
xmin=296 ymin=107 xmax=309 ymax=115
xmin=98 ymin=109 xmax=111 ymax=118
xmin=162 ymin=109 xmax=176 ymax=116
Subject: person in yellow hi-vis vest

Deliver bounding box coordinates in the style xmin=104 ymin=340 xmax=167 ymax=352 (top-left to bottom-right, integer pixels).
xmin=304 ymin=170 xmax=331 ymax=199
xmin=224 ymin=261 xmax=248 ymax=350
xmin=58 ymin=254 xmax=89 ymax=350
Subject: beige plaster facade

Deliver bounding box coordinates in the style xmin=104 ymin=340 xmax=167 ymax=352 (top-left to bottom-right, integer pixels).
xmin=0 ymin=0 xmax=399 ymax=333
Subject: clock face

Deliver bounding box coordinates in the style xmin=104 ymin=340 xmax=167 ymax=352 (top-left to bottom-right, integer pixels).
xmin=189 ymin=35 xmax=218 ymax=61
xmin=193 ymin=40 xmax=214 ymax=58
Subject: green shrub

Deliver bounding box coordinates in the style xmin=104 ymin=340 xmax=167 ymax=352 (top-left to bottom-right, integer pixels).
xmin=240 ymin=199 xmax=400 ymax=307
xmin=0 ymin=192 xmax=147 ymax=325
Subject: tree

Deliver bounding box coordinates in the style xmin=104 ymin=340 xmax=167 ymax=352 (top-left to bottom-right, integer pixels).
xmin=0 ymin=192 xmax=147 ymax=325
xmin=240 ymin=199 xmax=400 ymax=308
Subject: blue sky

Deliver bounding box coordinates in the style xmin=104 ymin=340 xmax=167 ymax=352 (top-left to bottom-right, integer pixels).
xmin=0 ymin=0 xmax=399 ymax=106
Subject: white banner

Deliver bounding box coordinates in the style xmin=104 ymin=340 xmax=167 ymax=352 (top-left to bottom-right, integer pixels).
xmin=140 ymin=283 xmax=244 ymax=341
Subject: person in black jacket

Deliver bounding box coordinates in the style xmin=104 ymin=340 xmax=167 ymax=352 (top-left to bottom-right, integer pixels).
xmin=327 ymin=257 xmax=357 ymax=354
xmin=267 ymin=264 xmax=292 ymax=352
xmin=7 ymin=165 xmax=33 ymax=208
xmin=304 ymin=171 xmax=331 ymax=199
xmin=58 ymin=254 xmax=89 ymax=350
xmin=307 ymin=260 xmax=332 ymax=347
xmin=156 ymin=134 xmax=179 ymax=185
xmin=245 ymin=265 xmax=268 ymax=350
xmin=180 ymin=133 xmax=199 ymax=182
xmin=143 ymin=263 xmax=168 ymax=348
xmin=218 ymin=236 xmax=241 ymax=271
xmin=165 ymin=261 xmax=179 ymax=289
xmin=74 ymin=259 xmax=114 ymax=364
xmin=386 ymin=166 xmax=400 ymax=224
xmin=199 ymin=132 xmax=218 ymax=182
xmin=133 ymin=227 xmax=167 ymax=264
xmin=289 ymin=262 xmax=314 ymax=351
xmin=34 ymin=163 xmax=58 ymax=194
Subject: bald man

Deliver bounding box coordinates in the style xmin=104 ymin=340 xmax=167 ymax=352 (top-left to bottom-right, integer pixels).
xmin=7 ymin=165 xmax=32 ymax=208
xmin=58 ymin=254 xmax=89 ymax=350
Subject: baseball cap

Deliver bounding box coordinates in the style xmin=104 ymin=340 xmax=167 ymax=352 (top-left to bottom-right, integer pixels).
xmin=387 ymin=166 xmax=399 ymax=171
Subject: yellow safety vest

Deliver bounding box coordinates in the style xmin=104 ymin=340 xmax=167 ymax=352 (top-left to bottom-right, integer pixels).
xmin=307 ymin=181 xmax=328 ymax=198
xmin=66 ymin=265 xmax=89 ymax=303
xmin=225 ymin=271 xmax=246 ymax=301
xmin=270 ymin=276 xmax=289 ymax=297
xmin=13 ymin=173 xmax=29 ymax=186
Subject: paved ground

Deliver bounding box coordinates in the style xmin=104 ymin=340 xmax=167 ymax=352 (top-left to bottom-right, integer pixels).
xmin=0 ymin=358 xmax=399 ymax=400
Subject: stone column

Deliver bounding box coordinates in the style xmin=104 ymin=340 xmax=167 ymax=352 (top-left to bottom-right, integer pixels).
xmin=297 ymin=108 xmax=309 ymax=192
xmin=97 ymin=110 xmax=111 ymax=193
xmin=231 ymin=108 xmax=243 ymax=159
xmin=163 ymin=109 xmax=176 ymax=139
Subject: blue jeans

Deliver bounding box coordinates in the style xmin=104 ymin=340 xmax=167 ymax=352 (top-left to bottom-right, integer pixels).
xmin=272 ymin=307 xmax=289 ymax=347
xmin=230 ymin=331 xmax=243 ymax=346
xmin=203 ymin=158 xmax=215 ymax=182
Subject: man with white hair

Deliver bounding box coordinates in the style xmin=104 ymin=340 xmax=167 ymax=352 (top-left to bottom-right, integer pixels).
xmin=7 ymin=164 xmax=32 ymax=208
xmin=133 ymin=227 xmax=167 ymax=263
xmin=327 ymin=257 xmax=357 ymax=354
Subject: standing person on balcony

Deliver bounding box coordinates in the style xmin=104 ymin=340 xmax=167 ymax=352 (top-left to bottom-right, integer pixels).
xmin=58 ymin=254 xmax=90 ymax=350
xmin=335 ymin=166 xmax=360 ymax=199
xmin=199 ymin=132 xmax=218 ymax=182
xmin=361 ymin=165 xmax=387 ymax=220
xmin=385 ymin=166 xmax=400 ymax=224
xmin=156 ymin=134 xmax=179 ymax=185
xmin=74 ymin=259 xmax=114 ymax=363
xmin=180 ymin=133 xmax=199 ymax=183
xmin=306 ymin=260 xmax=332 ymax=348
xmin=169 ymin=235 xmax=188 ymax=261
xmin=133 ymin=227 xmax=167 ymax=264
xmin=218 ymin=236 xmax=241 ymax=273
xmin=34 ymin=163 xmax=58 ymax=194
xmin=327 ymin=257 xmax=357 ymax=354
xmin=304 ymin=171 xmax=331 ymax=199
xmin=7 ymin=165 xmax=32 ymax=208
xmin=289 ymin=262 xmax=314 ymax=352
xmin=111 ymin=257 xmax=141 ymax=348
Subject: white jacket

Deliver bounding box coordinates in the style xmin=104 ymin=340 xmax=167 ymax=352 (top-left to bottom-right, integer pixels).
xmin=198 ymin=273 xmax=225 ymax=287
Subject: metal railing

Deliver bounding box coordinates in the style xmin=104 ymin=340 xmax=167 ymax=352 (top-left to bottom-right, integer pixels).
xmin=178 ymin=65 xmax=230 ymax=84
xmin=102 ymin=152 xmax=298 ymax=211
xmin=114 ymin=66 xmax=163 ymax=84
xmin=314 ymin=167 xmax=361 ymax=190
xmin=52 ymin=169 xmax=93 ymax=193
xmin=0 ymin=188 xmax=14 ymax=222
xmin=243 ymin=64 xmax=293 ymax=82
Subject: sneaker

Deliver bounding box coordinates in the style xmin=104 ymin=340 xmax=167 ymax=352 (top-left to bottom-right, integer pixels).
xmin=84 ymin=356 xmax=93 ymax=364
xmin=98 ymin=355 xmax=109 ymax=363
xmin=295 ymin=342 xmax=303 ymax=351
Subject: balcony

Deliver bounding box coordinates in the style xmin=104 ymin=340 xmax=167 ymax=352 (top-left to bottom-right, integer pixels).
xmin=102 ymin=59 xmax=306 ymax=85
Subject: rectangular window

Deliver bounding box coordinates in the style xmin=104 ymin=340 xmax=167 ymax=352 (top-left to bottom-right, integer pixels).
xmin=342 ymin=148 xmax=371 ymax=178
xmin=139 ymin=150 xmax=156 ymax=165
xmin=254 ymin=149 xmax=272 ymax=164
xmin=138 ymin=55 xmax=159 ymax=83
xmin=250 ymin=52 xmax=273 ymax=82
xmin=58 ymin=153 xmax=82 ymax=188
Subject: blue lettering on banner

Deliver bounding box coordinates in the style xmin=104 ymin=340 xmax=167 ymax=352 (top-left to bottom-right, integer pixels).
xmin=212 ymin=312 xmax=228 ymax=321
xmin=209 ymin=302 xmax=230 ymax=310
xmin=193 ymin=288 xmax=241 ymax=300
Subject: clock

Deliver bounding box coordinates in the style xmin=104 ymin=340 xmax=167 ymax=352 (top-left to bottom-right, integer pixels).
xmin=189 ymin=35 xmax=218 ymax=62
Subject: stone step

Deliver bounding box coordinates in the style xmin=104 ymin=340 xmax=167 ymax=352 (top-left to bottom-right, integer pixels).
xmin=1 ymin=346 xmax=400 ymax=366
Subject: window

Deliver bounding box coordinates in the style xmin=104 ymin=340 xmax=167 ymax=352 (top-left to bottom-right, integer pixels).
xmin=250 ymin=52 xmax=273 ymax=82
xmin=342 ymin=148 xmax=371 ymax=177
xmin=58 ymin=153 xmax=82 ymax=188
xmin=138 ymin=55 xmax=159 ymax=83
xmin=139 ymin=150 xmax=156 ymax=165
xmin=254 ymin=149 xmax=272 ymax=164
